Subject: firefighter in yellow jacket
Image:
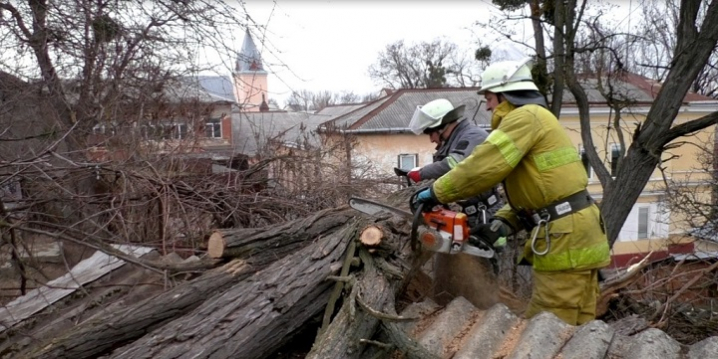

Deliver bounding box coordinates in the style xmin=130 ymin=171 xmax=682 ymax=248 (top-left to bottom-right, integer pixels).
xmin=414 ymin=59 xmax=611 ymax=325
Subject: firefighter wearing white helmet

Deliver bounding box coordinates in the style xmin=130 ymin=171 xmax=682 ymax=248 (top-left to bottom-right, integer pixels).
xmin=406 ymin=98 xmax=502 ymax=220
xmin=407 ymin=97 xmax=505 ymax=309
xmin=415 ymin=60 xmax=611 ymax=326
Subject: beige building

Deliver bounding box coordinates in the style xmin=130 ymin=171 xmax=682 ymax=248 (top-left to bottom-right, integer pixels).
xmin=317 ymin=77 xmax=718 ymax=268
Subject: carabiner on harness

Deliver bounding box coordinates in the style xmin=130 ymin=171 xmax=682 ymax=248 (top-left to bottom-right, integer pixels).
xmin=530 ymin=215 xmax=551 ymax=256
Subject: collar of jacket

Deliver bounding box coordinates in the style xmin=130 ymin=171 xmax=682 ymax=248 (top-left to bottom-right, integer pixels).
xmin=491 ymin=101 xmax=516 ymax=129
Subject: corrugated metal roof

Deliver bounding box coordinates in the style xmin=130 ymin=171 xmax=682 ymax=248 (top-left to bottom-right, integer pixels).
xmin=197 ymin=75 xmax=236 ymax=103
xmin=231 ymin=111 xmax=331 ymax=156
xmin=166 ymin=77 xmax=235 ymax=104
xmin=358 ymin=88 xmax=490 ymax=131
xmin=324 ymin=96 xmax=393 ymax=129
xmin=561 ymin=78 xmax=656 ymax=103
xmin=314 ymin=103 xmax=366 ymax=117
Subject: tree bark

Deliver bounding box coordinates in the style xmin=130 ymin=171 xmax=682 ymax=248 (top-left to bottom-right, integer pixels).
xmin=598 ymin=1 xmax=718 ymax=246
xmin=108 ymin=219 xmax=361 ymax=359
xmin=24 ymin=207 xmax=355 ymax=359
xmin=306 ymin=218 xmax=437 ymax=359
xmin=207 ymin=206 xmax=352 ymax=259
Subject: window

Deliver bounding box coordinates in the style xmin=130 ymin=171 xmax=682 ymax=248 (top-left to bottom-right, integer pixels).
xmin=637 ymin=206 xmax=650 ymax=239
xmin=611 ymin=144 xmax=621 ymax=176
xmin=579 ymin=145 xmax=592 ymax=179
xmin=175 ymin=123 xmax=188 ymax=139
xmin=398 ymin=154 xmax=418 ymax=170
xmin=206 ymin=119 xmax=222 ymax=138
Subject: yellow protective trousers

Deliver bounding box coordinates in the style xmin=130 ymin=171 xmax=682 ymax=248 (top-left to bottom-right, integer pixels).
xmin=524 ymin=268 xmax=600 ymax=325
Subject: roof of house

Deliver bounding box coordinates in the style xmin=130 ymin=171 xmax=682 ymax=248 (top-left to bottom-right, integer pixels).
xmin=320 ymin=88 xmax=491 ymax=134
xmin=314 ymin=103 xmax=367 ymax=117
xmin=196 ymin=75 xmax=236 ymax=103
xmin=231 ymin=111 xmax=333 ymax=156
xmin=317 ymin=73 xmax=715 ymax=134
xmin=561 ymin=72 xmax=715 ymax=105
xmin=167 ymin=77 xmax=235 ymax=104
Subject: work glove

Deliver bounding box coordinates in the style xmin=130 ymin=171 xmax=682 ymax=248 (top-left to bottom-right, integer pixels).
xmin=413 ymin=187 xmax=441 ymax=210
xmin=406 ymin=167 xmax=422 ymax=183
xmin=470 ymin=219 xmax=511 ymax=250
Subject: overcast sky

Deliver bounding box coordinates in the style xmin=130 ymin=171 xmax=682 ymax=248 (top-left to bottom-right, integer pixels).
xmin=224 ymin=0 xmax=634 ymax=105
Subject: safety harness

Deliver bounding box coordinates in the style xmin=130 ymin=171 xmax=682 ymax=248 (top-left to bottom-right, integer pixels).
xmin=458 ymin=189 xmax=502 ymax=225
xmin=516 ymin=189 xmax=595 ymax=255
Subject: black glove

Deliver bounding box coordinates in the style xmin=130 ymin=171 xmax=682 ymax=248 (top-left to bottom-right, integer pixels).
xmin=470 ymin=219 xmax=510 ymax=247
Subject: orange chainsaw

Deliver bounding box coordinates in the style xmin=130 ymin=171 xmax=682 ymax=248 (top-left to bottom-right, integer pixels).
xmin=348 ymin=195 xmax=495 ymax=258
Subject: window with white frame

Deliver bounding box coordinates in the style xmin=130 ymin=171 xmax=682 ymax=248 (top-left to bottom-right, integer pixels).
xmin=611 ymin=143 xmax=621 ymax=176
xmin=637 ymin=206 xmax=650 ymax=239
xmin=398 ymin=153 xmax=418 ymax=170
xmin=617 ymin=202 xmax=670 ymax=241
xmin=206 ymin=118 xmax=222 ymax=138
xmin=579 ymin=145 xmax=593 ymax=179
xmin=175 ymin=123 xmax=188 ymax=139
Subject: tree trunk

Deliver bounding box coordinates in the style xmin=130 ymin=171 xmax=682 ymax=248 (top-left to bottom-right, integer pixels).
xmin=24 ymin=207 xmax=355 ymax=359
xmin=307 ymin=217 xmax=437 ymax=359
xmin=108 ymin=219 xmax=361 ymax=359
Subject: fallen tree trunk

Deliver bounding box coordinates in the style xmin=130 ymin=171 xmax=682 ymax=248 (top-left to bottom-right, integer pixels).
xmin=24 ymin=207 xmax=355 ymax=359
xmin=306 ymin=213 xmax=439 ymax=359
xmin=109 ymin=218 xmax=362 ymax=359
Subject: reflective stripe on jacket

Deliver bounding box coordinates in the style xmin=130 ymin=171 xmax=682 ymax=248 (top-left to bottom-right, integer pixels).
xmin=432 ymin=101 xmax=610 ymax=271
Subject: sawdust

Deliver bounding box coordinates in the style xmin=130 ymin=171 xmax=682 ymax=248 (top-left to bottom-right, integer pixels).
xmin=498 ymin=285 xmax=527 ymax=316
xmin=409 ymin=305 xmax=444 ymax=338
xmin=491 ymin=319 xmax=527 ymax=359
xmin=444 ymin=309 xmax=483 ymax=358
xmin=433 ymin=253 xmax=499 ymax=309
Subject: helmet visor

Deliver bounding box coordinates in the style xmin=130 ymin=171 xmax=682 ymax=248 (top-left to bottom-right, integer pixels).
xmin=408 ymin=106 xmax=442 ymax=135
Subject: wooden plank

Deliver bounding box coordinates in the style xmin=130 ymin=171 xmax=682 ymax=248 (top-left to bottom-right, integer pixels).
xmin=0 ymin=245 xmax=153 ymax=333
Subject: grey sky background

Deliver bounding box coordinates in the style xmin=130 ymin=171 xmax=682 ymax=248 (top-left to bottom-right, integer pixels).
xmin=219 ymin=1 xmax=635 ymax=105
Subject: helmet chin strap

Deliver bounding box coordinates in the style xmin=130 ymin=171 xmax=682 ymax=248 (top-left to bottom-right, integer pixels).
xmin=438 ymin=122 xmax=456 ymax=141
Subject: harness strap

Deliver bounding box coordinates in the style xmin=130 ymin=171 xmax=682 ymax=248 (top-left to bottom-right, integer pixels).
xmin=518 ymin=189 xmax=594 ymax=230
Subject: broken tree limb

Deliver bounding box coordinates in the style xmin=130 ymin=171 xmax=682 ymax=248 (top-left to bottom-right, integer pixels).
xmin=306 ymin=212 xmax=438 ymax=359
xmin=109 ymin=220 xmax=361 ymax=359
xmin=320 ymin=239 xmax=358 ymax=336
xmin=23 ymin=207 xmax=356 ymax=359
xmin=596 ymin=251 xmax=654 ymax=317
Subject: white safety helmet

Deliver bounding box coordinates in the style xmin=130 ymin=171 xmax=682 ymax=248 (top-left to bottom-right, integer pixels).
xmin=477 ymin=58 xmax=539 ymax=94
xmin=408 ymin=99 xmax=465 ymax=135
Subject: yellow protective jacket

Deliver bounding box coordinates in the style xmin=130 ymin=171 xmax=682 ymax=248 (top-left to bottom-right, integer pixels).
xmin=432 ymin=101 xmax=610 ymax=272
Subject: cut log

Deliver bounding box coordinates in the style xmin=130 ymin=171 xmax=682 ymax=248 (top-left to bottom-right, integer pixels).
xmin=23 ymin=207 xmax=355 ymax=359
xmin=360 ymin=225 xmax=384 ymax=247
xmin=206 ymin=205 xmax=351 ymax=259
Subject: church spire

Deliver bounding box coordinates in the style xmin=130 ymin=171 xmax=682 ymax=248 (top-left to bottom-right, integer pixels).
xmin=235 ymin=29 xmax=266 ymax=74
